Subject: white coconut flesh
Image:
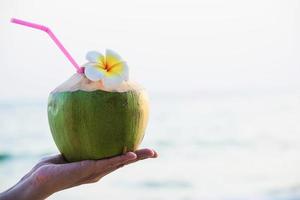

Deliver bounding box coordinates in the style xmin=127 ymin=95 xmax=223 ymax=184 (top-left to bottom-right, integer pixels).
xmin=51 ymin=73 xmax=143 ymax=94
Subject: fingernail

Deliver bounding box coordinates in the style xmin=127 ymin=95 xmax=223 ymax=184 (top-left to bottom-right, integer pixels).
xmin=153 ymin=150 xmax=158 ymax=158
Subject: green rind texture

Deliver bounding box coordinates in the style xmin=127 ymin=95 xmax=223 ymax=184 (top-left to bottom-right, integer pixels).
xmin=47 ymin=89 xmax=149 ymax=162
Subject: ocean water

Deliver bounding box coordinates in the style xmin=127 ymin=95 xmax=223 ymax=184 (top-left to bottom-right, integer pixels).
xmin=1 ymin=91 xmax=300 ymax=200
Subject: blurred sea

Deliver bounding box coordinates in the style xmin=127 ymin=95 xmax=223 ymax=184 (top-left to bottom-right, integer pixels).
xmin=1 ymin=90 xmax=300 ymax=200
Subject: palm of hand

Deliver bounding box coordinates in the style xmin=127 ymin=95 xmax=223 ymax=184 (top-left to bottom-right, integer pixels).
xmin=2 ymin=149 xmax=157 ymax=200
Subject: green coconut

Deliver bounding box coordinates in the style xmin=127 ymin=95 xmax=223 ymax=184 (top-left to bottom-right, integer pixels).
xmin=47 ymin=74 xmax=149 ymax=162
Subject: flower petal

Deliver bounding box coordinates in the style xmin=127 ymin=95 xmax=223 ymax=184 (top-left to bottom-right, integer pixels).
xmin=105 ymin=49 xmax=123 ymax=67
xmin=121 ymin=62 xmax=129 ymax=81
xmin=102 ymin=75 xmax=124 ymax=89
xmin=84 ymin=63 xmax=105 ymax=81
xmin=86 ymin=51 xmax=104 ymax=63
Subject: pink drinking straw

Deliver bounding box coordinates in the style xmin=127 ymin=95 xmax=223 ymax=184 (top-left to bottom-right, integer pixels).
xmin=11 ymin=18 xmax=84 ymax=74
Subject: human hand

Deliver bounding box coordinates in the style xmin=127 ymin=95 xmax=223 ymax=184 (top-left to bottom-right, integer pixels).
xmin=0 ymin=148 xmax=158 ymax=200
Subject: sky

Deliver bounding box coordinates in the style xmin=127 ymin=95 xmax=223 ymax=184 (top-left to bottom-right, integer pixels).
xmin=0 ymin=0 xmax=299 ymax=100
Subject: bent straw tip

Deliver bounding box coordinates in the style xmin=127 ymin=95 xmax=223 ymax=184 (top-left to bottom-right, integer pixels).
xmin=10 ymin=18 xmax=17 ymax=23
xmin=10 ymin=18 xmax=24 ymax=25
xmin=10 ymin=17 xmax=82 ymax=73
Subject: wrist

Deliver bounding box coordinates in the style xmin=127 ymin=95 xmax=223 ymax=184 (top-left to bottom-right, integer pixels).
xmin=0 ymin=175 xmax=50 ymax=200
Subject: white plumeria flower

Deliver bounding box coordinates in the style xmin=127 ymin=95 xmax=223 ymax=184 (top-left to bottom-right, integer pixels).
xmin=84 ymin=49 xmax=129 ymax=89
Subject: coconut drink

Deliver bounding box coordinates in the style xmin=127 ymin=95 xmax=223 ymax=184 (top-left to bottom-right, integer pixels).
xmin=11 ymin=18 xmax=149 ymax=162
xmin=48 ymin=50 xmax=149 ymax=162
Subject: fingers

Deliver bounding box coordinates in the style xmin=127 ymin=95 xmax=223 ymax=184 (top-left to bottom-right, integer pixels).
xmin=135 ymin=148 xmax=157 ymax=159
xmin=94 ymin=152 xmax=137 ymax=171
xmin=54 ymin=152 xmax=137 ymax=183
xmin=40 ymin=149 xmax=157 ymax=179
xmin=153 ymin=150 xmax=159 ymax=158
xmin=98 ymin=148 xmax=158 ymax=174
xmin=89 ymin=149 xmax=158 ymax=182
xmin=60 ymin=148 xmax=158 ymax=186
xmin=94 ymin=148 xmax=158 ymax=172
xmin=58 ymin=152 xmax=138 ymax=182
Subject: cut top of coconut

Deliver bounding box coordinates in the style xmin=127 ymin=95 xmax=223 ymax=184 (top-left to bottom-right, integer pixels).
xmin=51 ymin=73 xmax=143 ymax=93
